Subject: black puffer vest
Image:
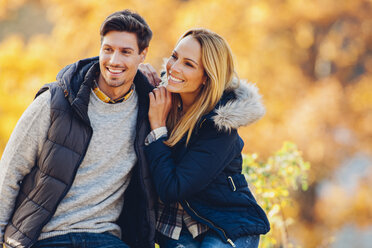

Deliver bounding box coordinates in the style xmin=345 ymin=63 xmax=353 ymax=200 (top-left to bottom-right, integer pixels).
xmin=3 ymin=57 xmax=157 ymax=248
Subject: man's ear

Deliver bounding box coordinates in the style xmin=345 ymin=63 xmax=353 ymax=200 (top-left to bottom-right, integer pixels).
xmin=140 ymin=47 xmax=148 ymax=62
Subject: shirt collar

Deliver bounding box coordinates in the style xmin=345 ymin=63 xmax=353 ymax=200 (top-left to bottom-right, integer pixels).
xmin=92 ymin=79 xmax=134 ymax=104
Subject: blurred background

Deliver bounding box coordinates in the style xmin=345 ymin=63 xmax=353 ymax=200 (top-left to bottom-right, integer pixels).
xmin=0 ymin=0 xmax=371 ymax=247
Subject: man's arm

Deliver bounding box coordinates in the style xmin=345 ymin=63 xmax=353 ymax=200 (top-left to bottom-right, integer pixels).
xmin=0 ymin=90 xmax=51 ymax=244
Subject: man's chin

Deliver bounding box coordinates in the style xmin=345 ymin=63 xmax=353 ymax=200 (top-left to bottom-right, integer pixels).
xmin=105 ymin=80 xmax=126 ymax=88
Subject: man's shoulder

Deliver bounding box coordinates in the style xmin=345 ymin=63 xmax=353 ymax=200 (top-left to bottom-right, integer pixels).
xmin=34 ymin=82 xmax=72 ymax=113
xmin=134 ymin=70 xmax=154 ymax=96
xmin=35 ymin=82 xmax=61 ymax=98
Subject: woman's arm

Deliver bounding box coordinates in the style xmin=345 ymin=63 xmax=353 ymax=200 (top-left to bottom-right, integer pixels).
xmin=144 ymin=121 xmax=238 ymax=204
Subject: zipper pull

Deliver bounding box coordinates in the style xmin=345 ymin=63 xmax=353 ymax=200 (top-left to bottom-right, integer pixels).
xmin=227 ymin=239 xmax=236 ymax=247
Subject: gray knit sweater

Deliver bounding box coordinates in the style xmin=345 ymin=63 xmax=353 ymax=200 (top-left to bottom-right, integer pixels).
xmin=0 ymin=88 xmax=138 ymax=243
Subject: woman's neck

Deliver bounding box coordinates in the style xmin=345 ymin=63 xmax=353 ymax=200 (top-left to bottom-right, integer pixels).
xmin=179 ymin=92 xmax=198 ymax=113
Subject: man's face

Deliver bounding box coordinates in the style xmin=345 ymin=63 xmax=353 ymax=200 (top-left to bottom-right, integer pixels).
xmin=99 ymin=31 xmax=147 ymax=89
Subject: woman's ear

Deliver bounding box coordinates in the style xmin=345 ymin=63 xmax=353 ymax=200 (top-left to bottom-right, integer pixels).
xmin=202 ymin=75 xmax=208 ymax=85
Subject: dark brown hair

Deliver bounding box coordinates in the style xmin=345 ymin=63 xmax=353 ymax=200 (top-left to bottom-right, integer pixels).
xmin=100 ymin=9 xmax=152 ymax=53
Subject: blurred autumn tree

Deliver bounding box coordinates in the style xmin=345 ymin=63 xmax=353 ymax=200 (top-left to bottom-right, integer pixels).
xmin=1 ymin=0 xmax=372 ymax=247
xmin=244 ymin=142 xmax=310 ymax=247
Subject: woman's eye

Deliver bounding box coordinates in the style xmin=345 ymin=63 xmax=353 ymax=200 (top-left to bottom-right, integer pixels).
xmin=185 ymin=62 xmax=194 ymax=67
xmin=171 ymin=54 xmax=177 ymax=59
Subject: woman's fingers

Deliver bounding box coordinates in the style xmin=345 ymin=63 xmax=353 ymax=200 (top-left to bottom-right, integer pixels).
xmin=152 ymin=87 xmax=167 ymax=103
xmin=149 ymin=91 xmax=155 ymax=103
xmin=158 ymin=86 xmax=166 ymax=101
xmin=153 ymin=88 xmax=160 ymax=102
xmin=148 ymin=87 xmax=171 ymax=130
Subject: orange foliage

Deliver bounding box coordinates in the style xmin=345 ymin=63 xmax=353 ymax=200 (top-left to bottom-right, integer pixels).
xmin=1 ymin=0 xmax=372 ymax=247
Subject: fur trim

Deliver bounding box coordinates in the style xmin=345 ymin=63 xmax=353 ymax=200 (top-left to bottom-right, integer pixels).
xmin=212 ymin=80 xmax=266 ymax=132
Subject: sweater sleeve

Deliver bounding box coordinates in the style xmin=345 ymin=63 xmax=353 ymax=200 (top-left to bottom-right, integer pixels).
xmin=0 ymin=90 xmax=51 ymax=244
xmin=144 ymin=120 xmax=238 ymax=204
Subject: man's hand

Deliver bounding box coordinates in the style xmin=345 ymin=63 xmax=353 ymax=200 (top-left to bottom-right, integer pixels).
xmin=139 ymin=63 xmax=161 ymax=87
xmin=148 ymin=86 xmax=172 ymax=130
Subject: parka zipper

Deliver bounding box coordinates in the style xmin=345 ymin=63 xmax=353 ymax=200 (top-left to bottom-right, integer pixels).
xmin=184 ymin=200 xmax=236 ymax=247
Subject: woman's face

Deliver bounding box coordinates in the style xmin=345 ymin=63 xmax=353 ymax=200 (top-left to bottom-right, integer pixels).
xmin=166 ymin=36 xmax=206 ymax=100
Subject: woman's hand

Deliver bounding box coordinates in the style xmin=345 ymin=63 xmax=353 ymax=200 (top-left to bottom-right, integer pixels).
xmin=148 ymin=86 xmax=172 ymax=130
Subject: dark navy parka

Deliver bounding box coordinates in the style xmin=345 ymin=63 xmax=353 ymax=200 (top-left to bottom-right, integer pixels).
xmin=144 ymin=81 xmax=270 ymax=245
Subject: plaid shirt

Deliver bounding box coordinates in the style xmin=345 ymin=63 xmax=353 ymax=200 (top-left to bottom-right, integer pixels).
xmin=156 ymin=200 xmax=209 ymax=240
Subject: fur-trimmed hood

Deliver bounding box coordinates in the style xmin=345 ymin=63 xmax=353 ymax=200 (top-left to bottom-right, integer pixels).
xmin=211 ymin=79 xmax=266 ymax=132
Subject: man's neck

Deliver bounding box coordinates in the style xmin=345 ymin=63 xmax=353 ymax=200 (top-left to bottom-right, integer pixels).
xmin=97 ymin=76 xmax=133 ymax=101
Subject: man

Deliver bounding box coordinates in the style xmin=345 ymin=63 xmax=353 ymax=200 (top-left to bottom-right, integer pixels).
xmin=0 ymin=10 xmax=158 ymax=248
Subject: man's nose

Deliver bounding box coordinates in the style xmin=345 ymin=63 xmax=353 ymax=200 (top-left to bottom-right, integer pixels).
xmin=109 ymin=51 xmax=121 ymax=66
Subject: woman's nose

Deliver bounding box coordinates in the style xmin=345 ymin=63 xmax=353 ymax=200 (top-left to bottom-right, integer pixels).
xmin=170 ymin=60 xmax=181 ymax=73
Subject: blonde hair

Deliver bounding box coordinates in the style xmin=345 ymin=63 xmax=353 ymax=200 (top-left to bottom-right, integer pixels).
xmin=165 ymin=28 xmax=237 ymax=147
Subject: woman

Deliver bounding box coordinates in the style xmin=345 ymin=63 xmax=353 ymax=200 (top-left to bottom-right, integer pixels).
xmin=145 ymin=28 xmax=270 ymax=248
